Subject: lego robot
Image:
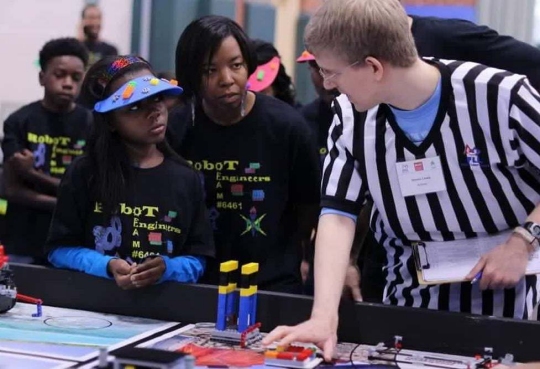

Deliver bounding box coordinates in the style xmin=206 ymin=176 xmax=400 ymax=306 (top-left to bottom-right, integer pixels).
xmin=0 ymin=246 xmax=16 ymax=314
xmin=0 ymin=245 xmax=43 ymax=316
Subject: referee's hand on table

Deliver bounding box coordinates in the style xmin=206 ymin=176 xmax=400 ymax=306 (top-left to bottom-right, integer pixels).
xmin=466 ymin=233 xmax=530 ymax=290
xmin=262 ymin=314 xmax=338 ymax=362
xmin=130 ymin=257 xmax=166 ymax=288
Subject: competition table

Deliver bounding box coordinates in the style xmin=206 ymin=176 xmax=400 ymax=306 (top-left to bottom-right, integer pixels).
xmin=7 ymin=263 xmax=540 ymax=365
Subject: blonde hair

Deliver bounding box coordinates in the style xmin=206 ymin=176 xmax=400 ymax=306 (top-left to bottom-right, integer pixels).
xmin=304 ymin=0 xmax=417 ymax=67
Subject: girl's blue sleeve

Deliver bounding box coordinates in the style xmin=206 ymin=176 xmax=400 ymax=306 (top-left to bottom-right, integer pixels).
xmin=48 ymin=247 xmax=114 ymax=279
xmin=158 ymin=255 xmax=206 ymax=283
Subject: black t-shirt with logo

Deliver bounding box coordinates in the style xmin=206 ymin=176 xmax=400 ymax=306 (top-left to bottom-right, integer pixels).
xmin=1 ymin=101 xmax=90 ymax=257
xmin=167 ymin=93 xmax=320 ymax=293
xmin=45 ymin=156 xmax=215 ymax=263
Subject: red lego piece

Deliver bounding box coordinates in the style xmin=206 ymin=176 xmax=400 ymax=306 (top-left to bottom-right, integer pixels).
xmin=17 ymin=293 xmax=42 ymax=305
xmin=277 ymin=352 xmax=295 ymax=360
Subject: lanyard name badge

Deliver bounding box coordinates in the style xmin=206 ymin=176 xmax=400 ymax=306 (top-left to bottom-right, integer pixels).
xmin=395 ymin=156 xmax=446 ymax=197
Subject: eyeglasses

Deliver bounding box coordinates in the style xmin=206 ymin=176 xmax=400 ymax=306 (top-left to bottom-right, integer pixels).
xmin=319 ymin=60 xmax=360 ymax=82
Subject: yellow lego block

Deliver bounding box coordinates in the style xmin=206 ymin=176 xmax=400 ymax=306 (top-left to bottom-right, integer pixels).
xmin=241 ymin=262 xmax=259 ymax=275
xmin=240 ymin=285 xmax=257 ymax=296
xmin=264 ymin=350 xmax=279 ymax=358
xmin=218 ymin=283 xmax=237 ymax=294
xmin=220 ymin=260 xmax=239 ymax=272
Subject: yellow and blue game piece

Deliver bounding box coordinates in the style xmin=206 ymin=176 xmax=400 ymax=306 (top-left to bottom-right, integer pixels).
xmin=216 ymin=260 xmax=238 ymax=331
xmin=238 ymin=263 xmax=258 ymax=332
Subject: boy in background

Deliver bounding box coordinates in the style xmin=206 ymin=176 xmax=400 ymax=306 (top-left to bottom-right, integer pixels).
xmin=2 ymin=37 xmax=90 ymax=263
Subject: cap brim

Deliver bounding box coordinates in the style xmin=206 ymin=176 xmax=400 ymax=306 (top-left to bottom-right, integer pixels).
xmin=94 ymin=75 xmax=183 ymax=113
xmin=296 ymin=51 xmax=315 ymax=63
xmin=247 ymin=56 xmax=280 ymax=92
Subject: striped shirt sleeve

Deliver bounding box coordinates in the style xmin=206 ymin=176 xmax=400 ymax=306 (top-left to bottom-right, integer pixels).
xmin=509 ymin=78 xmax=540 ymax=169
xmin=320 ymin=96 xmax=367 ymax=215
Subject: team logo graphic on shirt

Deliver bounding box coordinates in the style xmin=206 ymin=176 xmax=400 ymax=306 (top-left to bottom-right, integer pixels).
xmin=163 ymin=211 xmax=177 ymax=223
xmin=73 ymin=140 xmax=86 ymax=149
xmin=33 ymin=143 xmax=46 ymax=168
xmin=231 ymin=184 xmax=244 ymax=196
xmin=27 ymin=132 xmax=84 ymax=175
xmin=464 ymin=145 xmax=482 ymax=166
xmin=240 ymin=206 xmax=266 ymax=236
xmin=93 ymin=216 xmax=122 ymax=254
xmin=252 ymin=190 xmax=265 ymax=201
xmin=244 ymin=162 xmax=261 ymax=174
xmin=148 ymin=232 xmax=162 ymax=245
xmin=93 ymin=202 xmax=182 ymax=260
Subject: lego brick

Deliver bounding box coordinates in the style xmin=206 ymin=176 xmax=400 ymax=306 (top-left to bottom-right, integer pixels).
xmin=251 ymin=294 xmax=257 ymax=325
xmin=220 ymin=260 xmax=239 ymax=272
xmin=240 ymin=285 xmax=257 ymax=297
xmin=218 ymin=283 xmax=237 ymax=294
xmin=238 ymin=295 xmax=252 ymax=332
xmin=241 ymin=263 xmax=259 ymax=275
xmin=216 ymin=293 xmax=228 ymax=331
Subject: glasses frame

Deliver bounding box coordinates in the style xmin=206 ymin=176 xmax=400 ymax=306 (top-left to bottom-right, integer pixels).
xmin=319 ymin=60 xmax=360 ymax=82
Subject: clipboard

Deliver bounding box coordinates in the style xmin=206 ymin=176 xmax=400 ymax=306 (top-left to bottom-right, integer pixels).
xmin=412 ymin=242 xmax=466 ymax=285
xmin=412 ymin=233 xmax=540 ymax=286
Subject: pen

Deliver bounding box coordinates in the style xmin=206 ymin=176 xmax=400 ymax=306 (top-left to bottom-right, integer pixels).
xmin=470 ymin=271 xmax=483 ymax=284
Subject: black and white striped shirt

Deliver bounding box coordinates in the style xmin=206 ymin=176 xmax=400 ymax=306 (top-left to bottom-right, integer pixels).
xmin=322 ymin=59 xmax=540 ymax=319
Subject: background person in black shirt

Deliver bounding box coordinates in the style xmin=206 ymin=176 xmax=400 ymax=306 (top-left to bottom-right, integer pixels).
xmin=80 ymin=3 xmax=118 ymax=67
xmin=296 ymin=50 xmax=362 ymax=299
xmin=169 ymin=15 xmax=320 ymax=294
xmin=1 ymin=38 xmax=89 ymax=263
xmin=408 ymin=14 xmax=540 ymax=91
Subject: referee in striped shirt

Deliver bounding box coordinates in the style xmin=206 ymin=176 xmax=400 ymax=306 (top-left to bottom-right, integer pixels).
xmin=264 ymin=0 xmax=540 ymax=359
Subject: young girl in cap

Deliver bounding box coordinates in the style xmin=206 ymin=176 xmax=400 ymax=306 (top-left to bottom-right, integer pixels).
xmin=46 ymin=55 xmax=215 ymax=289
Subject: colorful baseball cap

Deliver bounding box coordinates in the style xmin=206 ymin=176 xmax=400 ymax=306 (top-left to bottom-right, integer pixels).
xmin=247 ymin=56 xmax=280 ymax=92
xmin=94 ymin=75 xmax=183 ymax=113
xmin=296 ymin=50 xmax=315 ymax=63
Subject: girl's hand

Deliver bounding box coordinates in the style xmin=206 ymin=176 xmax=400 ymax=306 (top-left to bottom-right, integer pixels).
xmin=130 ymin=257 xmax=166 ymax=287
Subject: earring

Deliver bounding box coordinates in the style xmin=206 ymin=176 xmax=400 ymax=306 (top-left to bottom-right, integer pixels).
xmin=191 ymin=97 xmax=196 ymax=126
xmin=240 ymin=92 xmax=246 ymax=117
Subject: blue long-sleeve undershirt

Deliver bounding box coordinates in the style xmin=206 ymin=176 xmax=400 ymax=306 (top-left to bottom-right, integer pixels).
xmin=48 ymin=247 xmax=205 ymax=283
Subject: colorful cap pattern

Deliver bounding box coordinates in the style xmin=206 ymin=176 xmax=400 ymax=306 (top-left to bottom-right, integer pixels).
xmin=94 ymin=75 xmax=183 ymax=113
xmin=98 ymin=55 xmax=147 ymax=87
xmin=247 ymin=56 xmax=280 ymax=92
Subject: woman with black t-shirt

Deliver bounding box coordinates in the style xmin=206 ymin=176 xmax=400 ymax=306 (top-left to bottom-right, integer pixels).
xmin=167 ymin=16 xmax=320 ymax=294
xmin=46 ymin=55 xmax=215 ymax=289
